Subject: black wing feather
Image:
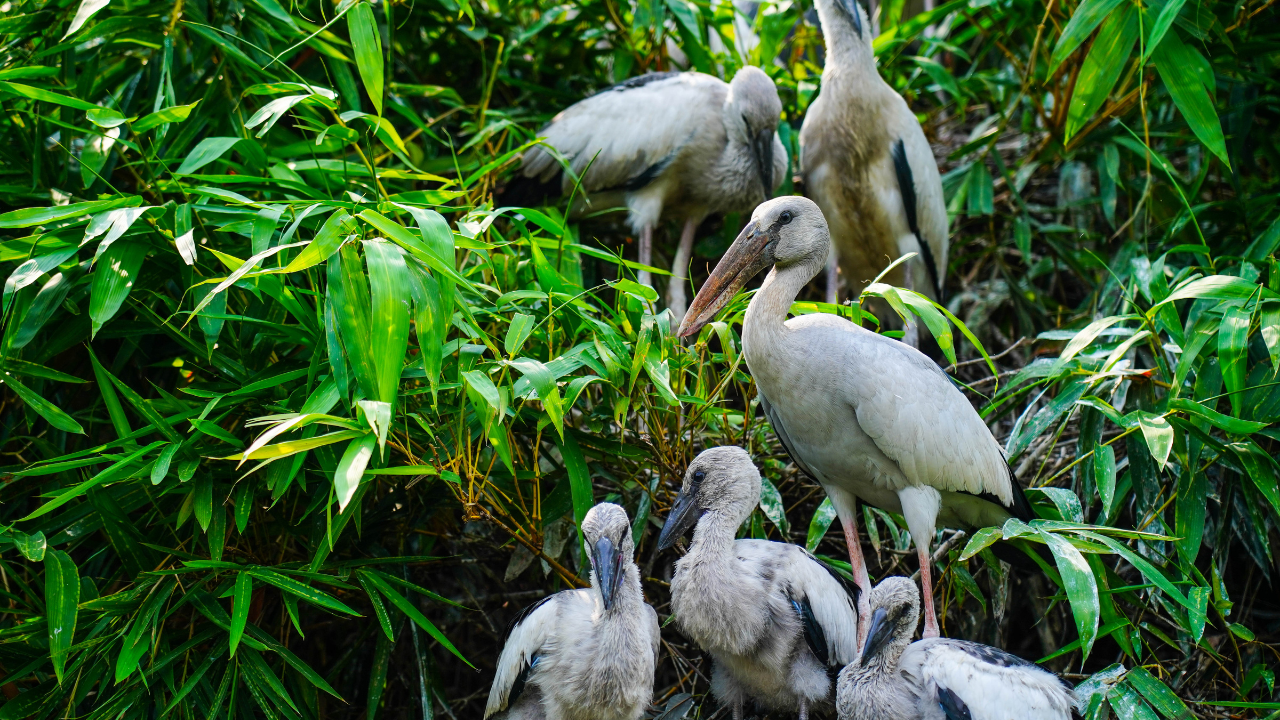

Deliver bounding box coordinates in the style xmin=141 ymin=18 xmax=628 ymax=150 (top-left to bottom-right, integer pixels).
xmin=790 ymin=595 xmax=830 ymax=666
xmin=936 ymin=686 xmax=973 ymax=720
xmin=891 ymin=138 xmax=942 ymax=300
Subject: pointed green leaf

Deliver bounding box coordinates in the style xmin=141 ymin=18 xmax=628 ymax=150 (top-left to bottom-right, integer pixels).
xmin=335 ymin=433 xmax=377 ymax=511
xmin=45 ymin=550 xmax=80 ymax=683
xmin=348 ymin=2 xmax=384 ymax=115
xmin=229 ymin=572 xmax=252 ymax=656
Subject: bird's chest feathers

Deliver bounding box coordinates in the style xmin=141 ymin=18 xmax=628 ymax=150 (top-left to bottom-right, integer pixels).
xmin=546 ymin=614 xmax=653 ymax=710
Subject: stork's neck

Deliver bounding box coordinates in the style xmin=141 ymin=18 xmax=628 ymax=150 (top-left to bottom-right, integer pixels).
xmin=838 ymin=663 xmax=916 ymax=720
xmin=813 ymin=0 xmax=877 ymax=74
xmin=597 ymin=563 xmax=646 ymax=619
xmin=687 ymin=509 xmax=744 ymax=557
xmin=743 ymin=258 xmax=824 ymax=355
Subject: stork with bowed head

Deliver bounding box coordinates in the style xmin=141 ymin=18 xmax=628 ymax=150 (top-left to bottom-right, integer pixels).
xmin=838 ymin=577 xmax=1079 ymax=720
xmin=513 ymin=67 xmax=788 ymax=320
xmin=799 ymin=0 xmax=948 ymax=342
xmin=485 ymin=503 xmax=659 ymax=720
xmin=657 ymin=446 xmax=859 ymax=720
xmin=676 ymin=197 xmax=1037 ymax=642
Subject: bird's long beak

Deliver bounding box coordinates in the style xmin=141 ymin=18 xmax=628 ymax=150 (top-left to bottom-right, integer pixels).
xmin=860 ymin=606 xmax=892 ymax=665
xmin=839 ymin=0 xmax=864 ymax=37
xmin=752 ymin=128 xmax=775 ymax=200
xmin=676 ymin=220 xmax=773 ymax=338
xmin=591 ymin=536 xmax=625 ymax=611
xmin=657 ymin=487 xmax=703 ymax=551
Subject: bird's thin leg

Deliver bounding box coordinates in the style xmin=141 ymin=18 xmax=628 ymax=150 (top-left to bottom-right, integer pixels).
xmin=839 ymin=512 xmax=873 ymax=647
xmin=637 ymin=224 xmax=653 ymax=288
xmin=798 ymin=698 xmax=809 ymax=720
xmin=918 ymin=543 xmax=940 ymax=638
xmin=824 ymin=251 xmax=839 ymax=305
xmin=732 ymin=698 xmax=744 ymax=720
xmin=667 ymin=218 xmax=698 ymax=321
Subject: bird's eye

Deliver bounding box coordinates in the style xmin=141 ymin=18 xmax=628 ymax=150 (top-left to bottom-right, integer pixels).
xmin=778 ymin=211 xmax=793 ymax=225
xmin=692 ymin=470 xmax=706 ymax=484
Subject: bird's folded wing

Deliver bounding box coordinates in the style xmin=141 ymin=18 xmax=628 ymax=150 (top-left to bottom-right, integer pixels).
xmin=894 ymin=105 xmax=948 ymax=276
xmin=899 ymin=639 xmax=1078 ymax=719
xmin=786 ymin=547 xmax=860 ymax=666
xmin=485 ymin=594 xmax=560 ymax=718
xmin=647 ymin=603 xmax=661 ymax=661
xmin=521 ymin=73 xmax=726 ymax=193
xmin=845 ymin=334 xmax=1013 ymax=503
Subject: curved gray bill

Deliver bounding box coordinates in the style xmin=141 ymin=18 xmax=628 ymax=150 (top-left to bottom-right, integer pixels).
xmin=675 ymin=220 xmax=773 ymax=338
xmin=860 ymin=606 xmax=891 ymax=664
xmin=838 ymin=0 xmax=863 ymax=37
xmin=657 ymin=489 xmax=702 ymax=551
xmin=752 ymin=128 xmax=775 ymax=200
xmin=591 ymin=536 xmax=625 ymax=611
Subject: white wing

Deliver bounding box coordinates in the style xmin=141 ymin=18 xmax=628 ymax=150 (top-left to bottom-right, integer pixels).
xmin=485 ymin=593 xmax=565 ymax=718
xmin=521 ymin=72 xmax=728 ymax=194
xmin=900 ymin=638 xmax=1078 ymax=720
xmin=889 ymin=95 xmax=949 ymax=296
xmin=734 ymin=540 xmax=859 ymax=666
xmin=784 ymin=315 xmax=1015 ymax=506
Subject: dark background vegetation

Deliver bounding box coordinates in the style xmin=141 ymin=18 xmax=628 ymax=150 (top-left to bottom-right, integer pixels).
xmin=0 ymin=0 xmax=1278 ymax=715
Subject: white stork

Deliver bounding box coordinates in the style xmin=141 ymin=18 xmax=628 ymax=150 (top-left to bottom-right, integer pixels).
xmin=485 ymin=503 xmax=659 ymax=720
xmin=676 ymin=197 xmax=1037 ymax=641
xmin=516 ymin=67 xmax=789 ymax=319
xmin=657 ymin=446 xmax=859 ymax=720
xmin=799 ymin=0 xmax=948 ymax=339
xmin=838 ymin=577 xmax=1079 ymax=720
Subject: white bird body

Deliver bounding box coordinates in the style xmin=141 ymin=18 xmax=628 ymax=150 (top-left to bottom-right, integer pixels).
xmin=486 ymin=504 xmax=660 ymax=720
xmin=838 ymin=578 xmax=1078 ymax=720
xmin=677 ymin=197 xmax=1034 ymax=641
xmin=799 ymin=0 xmax=948 ymax=305
xmin=659 ymin=447 xmax=858 ymax=719
xmin=518 ymin=68 xmax=788 ymax=317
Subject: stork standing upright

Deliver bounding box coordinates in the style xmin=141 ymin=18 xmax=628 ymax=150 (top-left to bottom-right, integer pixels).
xmin=799 ymin=0 xmax=948 ymax=337
xmin=838 ymin=577 xmax=1079 ymax=720
xmin=657 ymin=447 xmax=859 ymax=720
xmin=515 ymin=67 xmax=788 ymax=320
xmin=485 ymin=503 xmax=659 ymax=720
xmin=677 ymin=197 xmax=1037 ymax=642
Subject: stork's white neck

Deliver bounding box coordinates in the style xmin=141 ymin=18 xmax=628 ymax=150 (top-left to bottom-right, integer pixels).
xmin=743 ymin=256 xmax=825 ymax=357
xmin=596 ymin=563 xmax=646 ymax=619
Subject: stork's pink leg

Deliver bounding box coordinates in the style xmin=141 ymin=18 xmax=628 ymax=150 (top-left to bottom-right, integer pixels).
xmin=637 ymin=224 xmax=653 ymax=288
xmin=840 ymin=513 xmax=873 ymax=647
xmin=918 ymin=544 xmax=940 ymax=638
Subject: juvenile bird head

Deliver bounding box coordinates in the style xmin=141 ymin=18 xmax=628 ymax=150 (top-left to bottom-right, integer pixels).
xmin=678 ymin=196 xmax=830 ymax=338
xmin=657 ymin=446 xmax=761 ymax=551
xmin=582 ymin=503 xmax=635 ymax=612
xmin=859 ymin=576 xmax=920 ymax=667
xmin=726 ymin=66 xmax=784 ymax=199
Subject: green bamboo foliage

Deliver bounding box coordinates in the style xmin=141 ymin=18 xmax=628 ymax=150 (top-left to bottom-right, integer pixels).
xmin=0 ymin=0 xmax=1277 ymax=714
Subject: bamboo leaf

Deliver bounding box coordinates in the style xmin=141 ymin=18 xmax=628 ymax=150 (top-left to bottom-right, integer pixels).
xmin=44 ymin=550 xmax=79 ymax=683
xmin=805 ymin=497 xmax=837 ymax=553
xmin=1065 ymin=3 xmax=1139 ymax=141
xmin=1 ymin=374 xmax=84 ymax=434
xmin=230 ymin=572 xmax=252 ymax=656
xmin=348 ymin=2 xmax=384 ymax=115
xmin=1048 ymin=0 xmax=1127 ymax=71
xmin=1218 ymin=305 xmax=1251 ymax=417
xmin=1038 ymin=530 xmax=1100 ymax=659
xmin=1153 ymin=31 xmax=1230 ymax=168
xmin=334 ymin=433 xmax=377 ymax=511
xmin=361 ymin=571 xmax=473 ymax=667
xmin=364 ymin=240 xmax=412 ymax=404
xmin=89 ymin=239 xmax=147 ymax=338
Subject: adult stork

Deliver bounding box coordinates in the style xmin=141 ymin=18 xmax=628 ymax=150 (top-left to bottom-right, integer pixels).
xmin=485 ymin=503 xmax=659 ymax=720
xmin=677 ymin=197 xmax=1036 ymax=641
xmin=515 ymin=67 xmax=788 ymax=319
xmin=657 ymin=447 xmax=859 ymax=720
xmin=799 ymin=0 xmax=948 ymax=336
xmin=838 ymin=577 xmax=1079 ymax=720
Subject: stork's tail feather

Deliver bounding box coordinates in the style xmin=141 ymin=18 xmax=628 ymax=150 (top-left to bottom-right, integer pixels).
xmin=496 ymin=171 xmax=563 ymax=209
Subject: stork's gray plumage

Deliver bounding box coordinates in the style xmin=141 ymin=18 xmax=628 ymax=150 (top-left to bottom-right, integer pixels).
xmin=657 ymin=447 xmax=859 ymax=720
xmin=838 ymin=577 xmax=1078 ymax=720
xmin=677 ymin=197 xmax=1036 ymax=642
xmin=799 ymin=0 xmax=948 ymax=341
xmin=518 ymin=67 xmax=788 ymax=319
xmin=485 ymin=503 xmax=659 ymax=720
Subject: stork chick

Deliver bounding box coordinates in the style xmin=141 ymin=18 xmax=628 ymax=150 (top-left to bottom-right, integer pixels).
xmin=677 ymin=197 xmax=1037 ymax=642
xmin=799 ymin=0 xmax=948 ymax=342
xmin=485 ymin=503 xmax=659 ymax=720
xmin=658 ymin=446 xmax=859 ymax=720
xmin=516 ymin=67 xmax=788 ymax=320
xmin=838 ymin=577 xmax=1078 ymax=720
